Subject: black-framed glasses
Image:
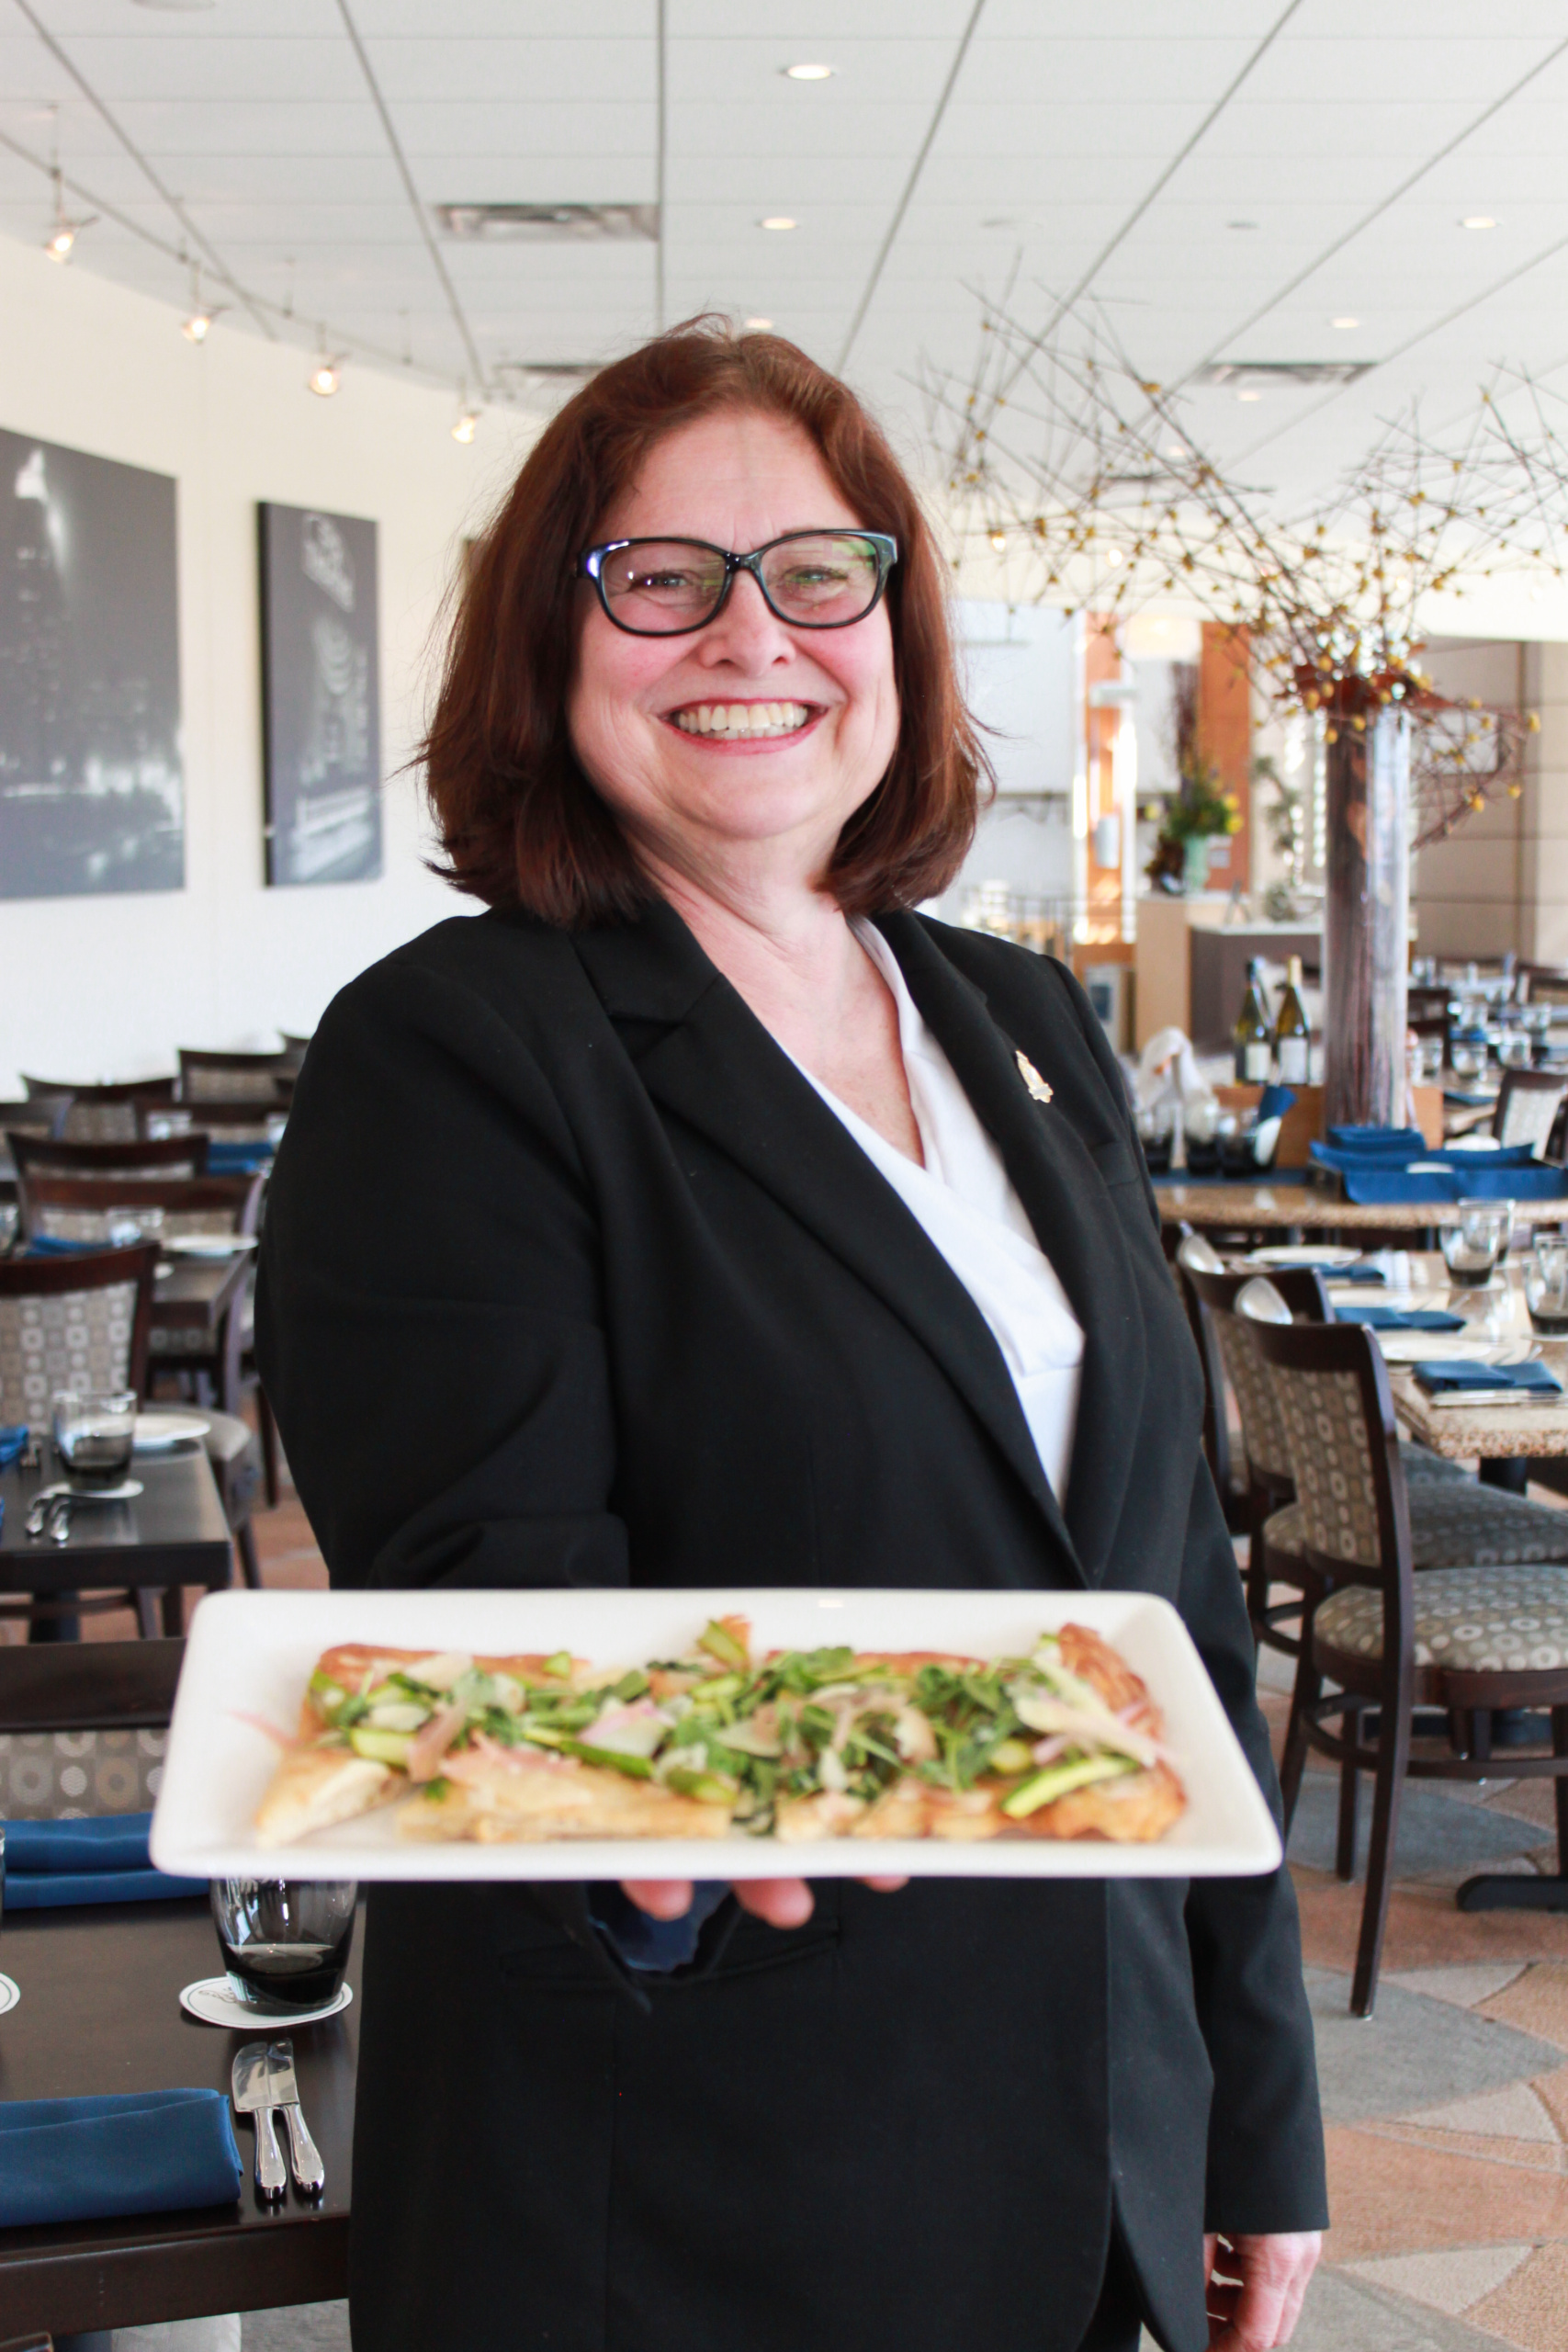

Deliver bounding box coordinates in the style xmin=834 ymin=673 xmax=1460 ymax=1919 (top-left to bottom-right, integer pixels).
xmin=578 ymin=529 xmax=897 ymax=636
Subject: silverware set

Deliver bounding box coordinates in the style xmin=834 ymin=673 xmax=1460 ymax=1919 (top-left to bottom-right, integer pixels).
xmin=231 ymin=2038 xmax=324 ymax=2199
xmin=25 ymin=1477 xmax=143 ymax=1543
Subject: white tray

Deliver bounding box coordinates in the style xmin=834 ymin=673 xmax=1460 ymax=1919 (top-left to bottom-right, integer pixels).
xmin=151 ymin=1589 xmax=1281 ymax=1883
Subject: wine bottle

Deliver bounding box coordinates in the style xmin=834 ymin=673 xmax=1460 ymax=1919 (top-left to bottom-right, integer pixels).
xmin=1274 ymin=955 xmax=1311 ymax=1085
xmin=1233 ymin=960 xmax=1274 ymax=1084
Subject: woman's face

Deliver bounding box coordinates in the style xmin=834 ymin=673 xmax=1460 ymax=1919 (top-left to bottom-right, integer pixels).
xmin=568 ymin=407 xmax=901 ymax=892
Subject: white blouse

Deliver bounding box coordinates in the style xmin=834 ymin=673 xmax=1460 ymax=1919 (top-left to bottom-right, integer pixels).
xmin=789 ymin=924 xmax=1085 ymax=1503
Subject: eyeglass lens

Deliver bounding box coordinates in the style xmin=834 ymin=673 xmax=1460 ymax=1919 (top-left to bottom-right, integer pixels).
xmin=598 ymin=535 xmax=882 ymax=633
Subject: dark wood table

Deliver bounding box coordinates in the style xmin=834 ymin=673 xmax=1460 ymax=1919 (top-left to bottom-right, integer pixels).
xmin=0 ymin=1899 xmax=356 ymax=2335
xmin=0 ymin=1449 xmax=233 ymax=1635
xmin=150 ymin=1255 xmax=249 ymax=1343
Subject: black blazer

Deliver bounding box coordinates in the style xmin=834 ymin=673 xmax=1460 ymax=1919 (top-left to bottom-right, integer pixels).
xmin=257 ymin=902 xmax=1326 ymax=2352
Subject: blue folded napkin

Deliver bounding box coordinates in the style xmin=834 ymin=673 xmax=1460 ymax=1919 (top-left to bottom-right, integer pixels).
xmin=1337 ymin=1305 xmax=1468 ymax=1330
xmin=0 ymin=2088 xmax=243 ymax=2226
xmin=24 ymin=1233 xmax=100 ymax=1256
xmin=3 ymin=1812 xmax=207 ymax=1909
xmin=1337 ymin=1163 xmax=1568 ymax=1205
xmin=1325 ymin=1125 xmax=1428 ymax=1156
xmin=1257 ymin=1083 xmax=1296 ymax=1124
xmin=204 ymin=1140 xmax=274 ymax=1174
xmin=1413 ymin=1359 xmax=1564 ymax=1396
xmin=0 ymin=1425 xmax=26 ymax=1469
xmin=1332 ymin=1265 xmax=1388 ymax=1284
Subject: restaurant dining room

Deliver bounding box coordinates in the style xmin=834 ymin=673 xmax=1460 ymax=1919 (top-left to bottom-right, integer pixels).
xmin=12 ymin=6 xmax=1568 ymax=2351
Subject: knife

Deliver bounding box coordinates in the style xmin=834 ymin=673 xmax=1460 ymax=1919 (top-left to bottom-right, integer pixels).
xmin=265 ymin=2038 xmax=325 ymax=2195
xmin=231 ymin=2041 xmax=287 ymax=2199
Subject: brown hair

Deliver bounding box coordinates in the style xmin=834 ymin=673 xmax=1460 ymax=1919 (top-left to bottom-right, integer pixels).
xmin=423 ymin=319 xmax=989 ymax=925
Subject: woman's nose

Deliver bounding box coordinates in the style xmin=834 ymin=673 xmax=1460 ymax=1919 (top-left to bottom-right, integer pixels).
xmin=694 ymin=568 xmax=795 ymax=670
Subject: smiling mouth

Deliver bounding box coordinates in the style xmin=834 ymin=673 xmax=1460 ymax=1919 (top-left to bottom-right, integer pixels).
xmin=668 ymin=699 xmax=816 ymax=740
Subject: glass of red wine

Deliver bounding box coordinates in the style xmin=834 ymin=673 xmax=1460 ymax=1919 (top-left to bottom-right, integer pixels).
xmin=210 ymin=1878 xmax=357 ymax=2013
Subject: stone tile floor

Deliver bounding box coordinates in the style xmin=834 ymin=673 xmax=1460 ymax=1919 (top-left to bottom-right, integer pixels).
xmin=90 ymin=1483 xmax=1568 ymax=2348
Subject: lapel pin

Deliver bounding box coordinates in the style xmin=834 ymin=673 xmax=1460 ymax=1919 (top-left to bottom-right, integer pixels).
xmin=1015 ymin=1050 xmax=1053 ymax=1104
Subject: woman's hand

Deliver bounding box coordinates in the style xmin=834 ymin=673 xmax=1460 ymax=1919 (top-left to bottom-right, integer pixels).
xmin=622 ymin=1876 xmax=906 ymax=1928
xmin=1205 ymin=2231 xmax=1321 ymax=2350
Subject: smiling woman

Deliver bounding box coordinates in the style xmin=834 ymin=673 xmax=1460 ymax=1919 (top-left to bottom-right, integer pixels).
xmin=422 ymin=318 xmax=986 ymax=925
xmin=259 ymin=316 xmax=1325 ymax=2352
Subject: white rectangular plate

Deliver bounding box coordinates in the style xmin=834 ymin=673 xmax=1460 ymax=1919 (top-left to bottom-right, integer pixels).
xmin=152 ymin=1589 xmax=1281 ymax=1883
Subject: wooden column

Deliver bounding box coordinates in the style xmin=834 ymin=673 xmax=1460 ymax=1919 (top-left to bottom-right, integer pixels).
xmin=1323 ymin=705 xmax=1409 ymax=1129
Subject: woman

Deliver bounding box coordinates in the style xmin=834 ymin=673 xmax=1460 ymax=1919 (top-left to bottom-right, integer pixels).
xmin=257 ymin=322 xmax=1325 ymax=2352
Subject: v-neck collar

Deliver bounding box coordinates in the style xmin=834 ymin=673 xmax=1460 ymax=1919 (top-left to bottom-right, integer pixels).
xmin=569 ymin=899 xmax=1148 ymax=1588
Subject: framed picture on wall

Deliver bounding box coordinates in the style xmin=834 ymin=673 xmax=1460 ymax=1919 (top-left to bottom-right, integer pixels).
xmin=258 ymin=502 xmax=382 ymax=886
xmin=0 ymin=427 xmax=183 ymax=899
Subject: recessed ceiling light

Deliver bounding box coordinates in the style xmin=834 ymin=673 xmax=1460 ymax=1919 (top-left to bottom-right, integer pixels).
xmin=1331 ymin=316 xmax=1359 ymax=330
xmin=784 ymin=62 xmax=834 ymax=80
xmin=1105 ymin=548 xmax=1123 ymax=567
xmin=760 ymin=216 xmax=797 ymax=232
xmin=744 ymin=316 xmax=773 ymax=332
xmin=988 ymin=530 xmax=1007 ymax=551
xmin=1461 ymin=215 xmax=1497 ymax=231
xmin=1236 ymin=388 xmax=1262 ymax=402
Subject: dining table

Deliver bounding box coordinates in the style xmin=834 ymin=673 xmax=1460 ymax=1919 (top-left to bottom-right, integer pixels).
xmin=1158 ymin=1181 xmax=1568 ymax=1242
xmin=0 ymin=1895 xmax=356 ymax=2337
xmin=150 ymin=1251 xmax=251 ymax=1346
xmin=0 ymin=1446 xmax=233 ymax=1636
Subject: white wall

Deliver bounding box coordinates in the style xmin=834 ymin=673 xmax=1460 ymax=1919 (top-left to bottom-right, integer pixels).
xmin=0 ymin=232 xmax=535 ymax=1094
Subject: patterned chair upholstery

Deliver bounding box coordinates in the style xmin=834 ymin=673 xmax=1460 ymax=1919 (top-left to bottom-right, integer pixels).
xmin=0 ymin=1725 xmax=168 ymax=1818
xmin=1265 ymin=1475 xmax=1568 ymax=1571
xmin=1315 ymin=1563 xmax=1568 ymax=1672
xmin=0 ymin=1276 xmax=140 ymax=1430
xmin=62 ymin=1099 xmax=141 ymax=1143
xmin=1256 ymin=1317 xmax=1568 ymax=2014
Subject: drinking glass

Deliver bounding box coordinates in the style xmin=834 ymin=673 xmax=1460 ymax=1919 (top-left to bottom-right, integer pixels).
xmin=1134 ymin=1101 xmax=1174 ymax=1176
xmin=210 ymin=1878 xmax=357 ymax=2013
xmin=1440 ymin=1201 xmax=1516 ymax=1286
xmin=1450 ymin=1044 xmax=1483 ymax=1082
xmin=51 ymin=1389 xmax=137 ymax=1486
xmin=1499 ymin=1032 xmax=1532 ymax=1069
xmin=1526 ymin=1242 xmax=1568 ymax=1335
xmin=104 ymin=1204 xmax=165 ymax=1248
xmin=1183 ymin=1098 xmax=1222 ymax=1177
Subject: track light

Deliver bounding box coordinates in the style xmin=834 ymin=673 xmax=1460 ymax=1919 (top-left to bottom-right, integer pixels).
xmin=451 ymin=408 xmax=479 ymax=444
xmin=182 ymin=310 xmax=212 ymax=341
xmin=308 ymin=356 xmax=342 ymax=398
xmin=43 ymin=159 xmax=94 ymax=264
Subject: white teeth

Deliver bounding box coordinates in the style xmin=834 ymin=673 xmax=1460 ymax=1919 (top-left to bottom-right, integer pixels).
xmin=672 ymin=701 xmax=811 ymax=739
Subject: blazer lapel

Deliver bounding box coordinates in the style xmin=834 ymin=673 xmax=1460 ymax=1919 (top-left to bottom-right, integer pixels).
xmin=574 ymin=903 xmax=1083 ymax=1585
xmin=873 ymin=913 xmax=1149 ymax=1588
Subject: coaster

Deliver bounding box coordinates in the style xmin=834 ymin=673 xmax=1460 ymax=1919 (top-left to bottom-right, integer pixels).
xmin=179 ymin=1975 xmax=352 ymax=2030
xmin=0 ymin=1973 xmax=18 ymax=2016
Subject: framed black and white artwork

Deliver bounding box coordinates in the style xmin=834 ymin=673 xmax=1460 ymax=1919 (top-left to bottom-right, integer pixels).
xmin=0 ymin=428 xmax=183 ymax=899
xmin=258 ymin=503 xmax=382 ymax=886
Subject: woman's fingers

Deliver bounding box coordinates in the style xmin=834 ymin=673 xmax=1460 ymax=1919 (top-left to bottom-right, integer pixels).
xmin=621 ymin=1878 xmax=696 ymax=1919
xmin=620 ymin=1874 xmax=908 ymax=1928
xmin=735 ymin=1877 xmax=816 ymax=1927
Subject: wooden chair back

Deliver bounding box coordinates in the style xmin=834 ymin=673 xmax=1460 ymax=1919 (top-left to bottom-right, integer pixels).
xmin=21 ymin=1074 xmax=177 ymax=1144
xmin=1181 ymin=1262 xmax=1332 ymax=1488
xmin=1494 ymin=1066 xmax=1568 ymax=1156
xmin=178 ymin=1047 xmax=293 ymax=1103
xmin=7 ymin=1131 xmax=210 ymax=1183
xmin=1247 ymin=1314 xmax=1414 ymax=1623
xmin=0 ymin=1242 xmax=160 ymax=1420
xmin=16 ymin=1172 xmax=263 ymax=1248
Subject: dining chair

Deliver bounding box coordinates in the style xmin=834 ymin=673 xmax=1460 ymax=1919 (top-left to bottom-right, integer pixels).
xmin=177 ymin=1047 xmax=293 ymax=1104
xmin=279 ymin=1031 xmax=312 ymax=1071
xmin=1180 ymin=1260 xmax=1346 ymax=1654
xmin=0 ymin=1636 xmax=184 ymax=1817
xmin=21 ymin=1077 xmax=177 ymax=1144
xmin=0 ymin=1244 xmax=161 ymax=1640
xmin=1493 ymin=1066 xmax=1568 ymax=1157
xmin=1170 ymin=1232 xmax=1247 ymax=1535
xmin=7 ymin=1131 xmax=211 ymax=1183
xmin=1251 ymin=1310 xmax=1568 ymax=2014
